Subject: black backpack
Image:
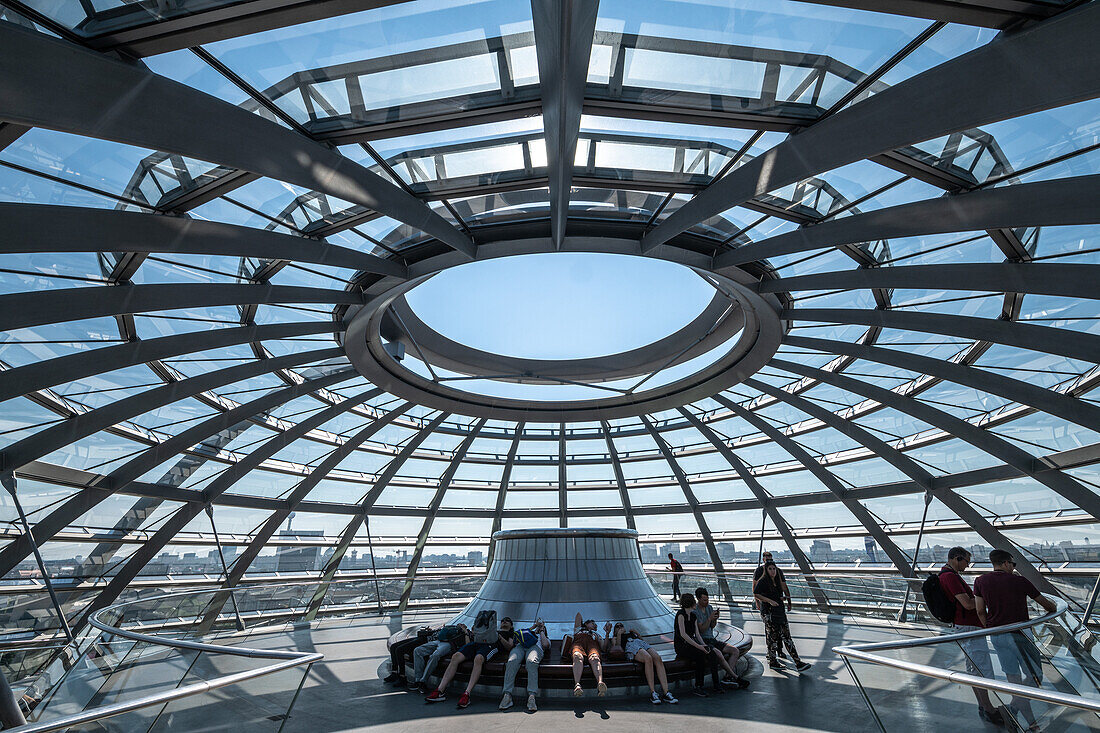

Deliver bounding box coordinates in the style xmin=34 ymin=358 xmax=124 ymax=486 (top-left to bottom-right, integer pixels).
xmin=922 ymin=571 xmax=957 ymax=623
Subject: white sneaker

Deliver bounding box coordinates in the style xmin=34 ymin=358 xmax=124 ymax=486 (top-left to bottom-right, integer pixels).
xmin=663 ymin=692 xmax=679 ymax=704
xmin=499 ymin=692 xmax=513 ymax=710
xmin=651 ymin=691 xmax=662 ymax=705
xmin=527 ymin=694 xmax=537 ymax=712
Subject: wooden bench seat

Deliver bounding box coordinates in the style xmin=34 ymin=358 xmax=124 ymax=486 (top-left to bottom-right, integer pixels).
xmin=389 ymin=626 xmax=752 ymax=690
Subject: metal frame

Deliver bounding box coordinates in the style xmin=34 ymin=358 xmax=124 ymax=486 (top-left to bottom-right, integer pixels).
xmin=644 ymin=2 xmax=1100 ymax=250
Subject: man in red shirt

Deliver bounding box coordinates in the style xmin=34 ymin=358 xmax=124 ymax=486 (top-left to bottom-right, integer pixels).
xmin=939 ymin=546 xmax=1001 ymax=726
xmin=668 ymin=553 xmax=684 ymax=600
xmin=975 ymin=549 xmax=1057 ymax=732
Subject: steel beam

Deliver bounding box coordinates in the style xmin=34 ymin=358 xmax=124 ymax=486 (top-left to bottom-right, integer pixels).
xmin=785 ymin=335 xmax=1100 ymax=431
xmin=759 ymin=263 xmax=1100 ymax=301
xmin=643 ymin=2 xmax=1100 ymax=251
xmin=397 ymin=419 xmax=487 ymax=610
xmin=0 ymin=321 xmax=341 ymax=405
xmin=718 ymin=389 xmax=1056 ymax=594
xmin=769 ymin=358 xmax=1100 ymax=522
xmin=640 ymin=416 xmax=734 ymax=606
xmin=0 ymin=283 xmax=362 ymax=334
xmin=715 ymin=175 xmax=1100 ymax=269
xmin=793 ymin=0 xmax=1061 ymax=28
xmin=678 ymin=407 xmax=832 ymax=610
xmin=531 ymin=0 xmax=599 ymax=248
xmin=0 ymin=369 xmax=359 ymax=579
xmin=68 ymin=386 xmax=384 ymax=629
xmin=601 ymin=420 xmax=636 ymax=531
xmin=84 ymin=0 xmax=415 ymax=57
xmin=191 ymin=404 xmax=424 ymax=632
xmin=0 ymin=347 xmax=344 ymax=474
xmin=0 ymin=23 xmax=475 ymax=258
xmin=717 ymin=388 xmax=915 ymax=577
xmin=486 ymin=425 xmax=524 ymax=568
xmin=785 ymin=308 xmax=1100 ymax=365
xmin=558 ymin=423 xmax=568 ymax=527
xmin=0 ymin=204 xmax=407 ymax=278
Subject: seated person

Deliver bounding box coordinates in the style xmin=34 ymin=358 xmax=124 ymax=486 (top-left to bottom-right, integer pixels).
xmin=410 ymin=623 xmax=468 ymax=693
xmin=694 ymin=587 xmax=749 ymax=689
xmin=499 ymin=618 xmax=549 ymax=712
xmin=675 ymin=593 xmax=722 ymax=696
xmin=609 ymin=622 xmax=677 ymax=705
xmin=570 ymin=612 xmax=609 ymax=697
xmin=426 ymin=611 xmax=515 ymax=709
xmin=384 ymin=626 xmax=434 ymax=686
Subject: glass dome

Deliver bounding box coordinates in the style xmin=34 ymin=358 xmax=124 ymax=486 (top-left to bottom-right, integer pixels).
xmin=0 ymin=0 xmax=1097 ymax=635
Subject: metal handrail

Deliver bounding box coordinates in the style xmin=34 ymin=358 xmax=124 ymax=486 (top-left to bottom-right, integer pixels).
xmin=833 ymin=598 xmax=1100 ymax=716
xmin=5 ymin=586 xmax=324 ymax=733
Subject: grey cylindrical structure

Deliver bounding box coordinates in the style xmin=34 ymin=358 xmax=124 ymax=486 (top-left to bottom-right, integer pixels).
xmin=452 ymin=528 xmax=729 ymax=642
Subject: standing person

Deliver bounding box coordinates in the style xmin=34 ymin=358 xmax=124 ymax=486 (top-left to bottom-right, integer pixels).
xmin=753 ymin=562 xmax=811 ymax=672
xmin=426 ymin=611 xmax=514 ymax=709
xmin=694 ymin=587 xmax=749 ymax=689
xmin=975 ymin=550 xmax=1057 ymax=733
xmin=610 ymin=622 xmax=677 ymax=704
xmin=937 ymin=547 xmax=1003 ymax=726
xmin=499 ymin=618 xmax=549 ymax=712
xmin=570 ymin=612 xmax=608 ymax=697
xmin=753 ymin=551 xmax=791 ymax=659
xmin=674 ymin=593 xmax=722 ymax=696
xmin=668 ymin=552 xmax=684 ymax=600
xmin=410 ymin=623 xmax=467 ymax=692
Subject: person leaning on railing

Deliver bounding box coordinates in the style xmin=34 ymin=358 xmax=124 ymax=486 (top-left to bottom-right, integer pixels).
xmin=974 ymin=549 xmax=1058 ymax=733
xmin=937 ymin=546 xmax=1004 ymax=727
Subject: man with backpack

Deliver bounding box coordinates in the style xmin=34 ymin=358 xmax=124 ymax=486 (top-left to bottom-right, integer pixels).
xmin=931 ymin=547 xmax=1003 ymax=726
xmin=410 ymin=623 xmax=468 ymax=693
xmin=668 ymin=553 xmax=684 ymax=600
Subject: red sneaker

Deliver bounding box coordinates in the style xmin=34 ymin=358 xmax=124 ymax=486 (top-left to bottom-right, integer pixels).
xmin=425 ymin=689 xmax=445 ymax=703
xmin=457 ymin=692 xmax=470 ymax=709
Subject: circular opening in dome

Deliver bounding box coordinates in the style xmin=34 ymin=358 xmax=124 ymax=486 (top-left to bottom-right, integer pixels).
xmin=403 ymin=252 xmax=715 ymax=360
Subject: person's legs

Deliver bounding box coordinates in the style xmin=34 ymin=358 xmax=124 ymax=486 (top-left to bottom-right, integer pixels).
xmin=672 ymin=574 xmax=681 ymax=598
xmin=993 ymin=633 xmax=1039 ymax=728
xmin=525 ymin=645 xmax=542 ymax=696
xmin=707 ymin=642 xmax=735 ymax=677
xmin=589 ymin=651 xmax=606 ymax=694
xmin=652 ymin=654 xmax=671 ymax=694
xmin=419 ymin=641 xmax=452 ymax=684
xmin=464 ymin=653 xmax=486 ymax=695
xmin=436 ymin=652 xmax=465 ymax=691
xmin=386 ymin=636 xmax=419 ymax=681
xmin=572 ymin=651 xmax=585 ymax=690
xmin=635 ymin=648 xmax=656 ymax=693
xmin=412 ymin=639 xmax=439 ymax=683
xmin=502 ymin=646 xmax=523 ymax=695
xmin=763 ymin=616 xmax=782 ymax=665
xmin=957 ymin=628 xmax=997 ymax=716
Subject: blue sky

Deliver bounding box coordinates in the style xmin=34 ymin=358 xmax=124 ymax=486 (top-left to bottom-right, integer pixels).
xmin=405 ymin=252 xmax=714 ymax=360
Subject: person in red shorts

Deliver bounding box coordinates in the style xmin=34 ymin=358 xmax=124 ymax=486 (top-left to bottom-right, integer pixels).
xmin=570 ymin=611 xmax=609 ymax=697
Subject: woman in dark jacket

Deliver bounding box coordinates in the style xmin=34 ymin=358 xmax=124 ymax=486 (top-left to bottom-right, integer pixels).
xmin=674 ymin=593 xmax=721 ymax=696
xmin=753 ymin=562 xmax=811 ymax=672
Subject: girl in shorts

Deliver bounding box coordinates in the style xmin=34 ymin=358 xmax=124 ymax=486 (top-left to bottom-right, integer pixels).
xmin=611 ymin=623 xmax=677 ymax=705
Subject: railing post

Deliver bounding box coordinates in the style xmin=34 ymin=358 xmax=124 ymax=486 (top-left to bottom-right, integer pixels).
xmin=205 ymin=504 xmax=245 ymax=632
xmin=2 ymin=473 xmax=73 ymax=642
xmin=898 ymin=490 xmax=933 ymax=623
xmin=364 ymin=514 xmax=382 ymax=614
xmin=842 ymin=656 xmax=888 ymax=733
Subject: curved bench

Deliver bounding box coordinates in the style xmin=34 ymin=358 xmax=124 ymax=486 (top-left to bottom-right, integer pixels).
xmin=388 ymin=625 xmax=752 ymax=693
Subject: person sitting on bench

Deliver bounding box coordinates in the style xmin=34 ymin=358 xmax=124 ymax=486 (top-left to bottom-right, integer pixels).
xmin=609 ymin=622 xmax=677 ymax=705
xmin=410 ymin=623 xmax=468 ymax=693
xmin=426 ymin=611 xmax=515 ymax=709
xmin=694 ymin=587 xmax=749 ymax=689
xmin=570 ymin=612 xmax=609 ymax=697
xmin=499 ymin=618 xmax=549 ymax=713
